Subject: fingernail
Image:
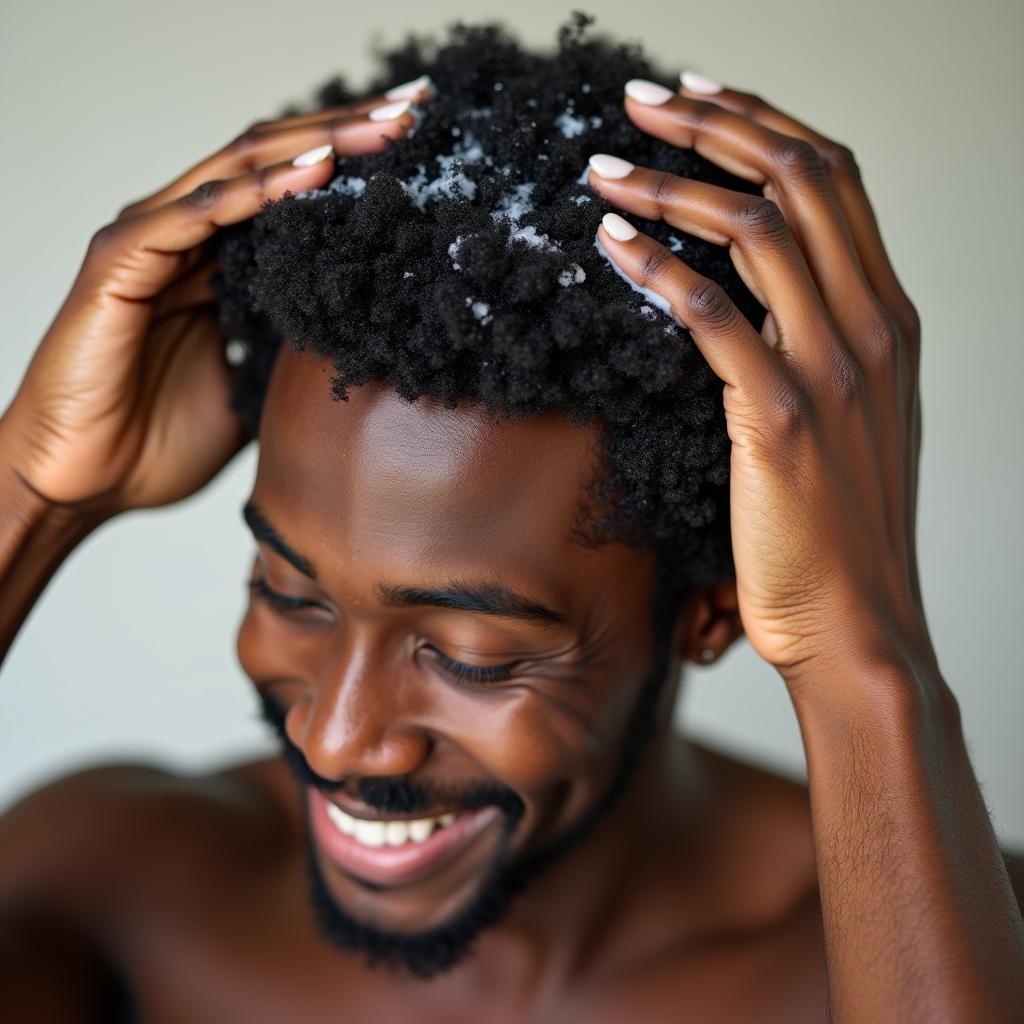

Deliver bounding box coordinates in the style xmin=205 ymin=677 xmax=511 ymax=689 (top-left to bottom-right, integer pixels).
xmin=292 ymin=143 xmax=334 ymax=167
xmin=225 ymin=338 xmax=249 ymax=366
xmin=602 ymin=212 xmax=638 ymax=241
xmin=369 ymin=98 xmax=412 ymax=122
xmin=680 ymin=70 xmax=723 ymax=95
xmin=385 ymin=74 xmax=434 ymax=101
xmin=588 ymin=154 xmax=635 ymax=179
xmin=624 ymin=79 xmax=675 ymax=106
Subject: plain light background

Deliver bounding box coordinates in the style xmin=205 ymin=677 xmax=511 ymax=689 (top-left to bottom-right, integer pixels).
xmin=2 ymin=0 xmax=1022 ymax=847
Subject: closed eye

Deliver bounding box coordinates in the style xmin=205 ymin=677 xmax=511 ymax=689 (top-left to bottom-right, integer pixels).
xmin=248 ymin=577 xmax=523 ymax=683
xmin=247 ymin=575 xmax=322 ymax=612
xmin=428 ymin=647 xmax=519 ymax=685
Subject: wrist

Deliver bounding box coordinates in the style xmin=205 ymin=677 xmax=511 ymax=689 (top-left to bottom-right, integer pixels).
xmin=779 ymin=588 xmax=941 ymax=699
xmin=784 ymin=640 xmax=960 ymax=744
xmin=0 ymin=412 xmax=108 ymax=664
xmin=0 ymin=405 xmax=112 ymax=534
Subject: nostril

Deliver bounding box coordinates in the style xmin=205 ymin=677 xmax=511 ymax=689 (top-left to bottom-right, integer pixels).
xmin=301 ymin=706 xmax=434 ymax=784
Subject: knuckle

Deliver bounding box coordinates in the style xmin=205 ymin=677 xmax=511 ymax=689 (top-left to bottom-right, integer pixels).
xmin=734 ymin=196 xmax=788 ymax=240
xmin=862 ymin=310 xmax=901 ymax=372
xmin=181 ymin=179 xmax=225 ymax=212
xmin=827 ymin=348 xmax=867 ymax=405
xmin=683 ymin=278 xmax=736 ymax=329
xmin=322 ymin=117 xmax=348 ymax=151
xmin=767 ymin=382 xmax=813 ymax=435
xmin=822 ymin=141 xmax=862 ymax=182
xmin=636 ymin=247 xmax=676 ymax=290
xmin=115 ymin=199 xmax=142 ymax=221
xmin=730 ymin=89 xmax=763 ymax=118
xmin=770 ymin=136 xmax=827 ymax=183
xmin=86 ymin=221 xmax=123 ymax=256
xmin=254 ymin=162 xmax=278 ymax=195
xmin=686 ymin=98 xmax=722 ymax=131
xmin=895 ymin=297 xmax=921 ymax=341
xmin=648 ymin=170 xmax=678 ymax=207
xmin=224 ymin=130 xmax=263 ymax=163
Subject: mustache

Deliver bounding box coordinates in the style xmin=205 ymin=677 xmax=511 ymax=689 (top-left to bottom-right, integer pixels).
xmin=255 ymin=690 xmax=525 ymax=820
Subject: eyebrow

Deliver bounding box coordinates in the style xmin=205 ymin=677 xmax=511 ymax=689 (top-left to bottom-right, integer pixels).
xmin=241 ymin=500 xmax=568 ymax=626
xmin=243 ymin=500 xmax=318 ymax=580
xmin=375 ymin=582 xmax=568 ymax=627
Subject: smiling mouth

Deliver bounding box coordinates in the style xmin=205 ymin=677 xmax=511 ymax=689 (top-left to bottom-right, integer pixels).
xmin=308 ymin=787 xmax=502 ymax=888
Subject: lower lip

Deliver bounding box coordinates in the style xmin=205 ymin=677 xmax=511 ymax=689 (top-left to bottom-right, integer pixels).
xmin=308 ymin=788 xmax=502 ymax=888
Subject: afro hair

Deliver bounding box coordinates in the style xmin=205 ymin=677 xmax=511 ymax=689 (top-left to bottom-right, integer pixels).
xmin=211 ymin=12 xmax=767 ymax=603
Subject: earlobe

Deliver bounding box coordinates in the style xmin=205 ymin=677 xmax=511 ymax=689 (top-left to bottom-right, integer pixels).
xmin=675 ymin=580 xmax=744 ymax=665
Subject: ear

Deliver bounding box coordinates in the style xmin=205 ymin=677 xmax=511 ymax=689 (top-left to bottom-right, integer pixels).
xmin=673 ymin=581 xmax=744 ymax=666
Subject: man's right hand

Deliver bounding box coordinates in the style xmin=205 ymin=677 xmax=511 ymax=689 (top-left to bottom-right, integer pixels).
xmin=0 ymin=83 xmax=426 ymax=520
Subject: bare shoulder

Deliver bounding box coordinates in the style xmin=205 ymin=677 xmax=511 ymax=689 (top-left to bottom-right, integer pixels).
xmin=687 ymin=737 xmax=813 ymax=845
xmin=0 ymin=758 xmax=293 ymax=1018
xmin=675 ymin=738 xmax=818 ymax=926
xmin=0 ymin=757 xmax=284 ymax=931
xmin=1004 ymin=849 xmax=1024 ymax=916
xmin=1 ymin=762 xmax=165 ymax=911
xmin=689 ymin=737 xmax=1024 ymax=923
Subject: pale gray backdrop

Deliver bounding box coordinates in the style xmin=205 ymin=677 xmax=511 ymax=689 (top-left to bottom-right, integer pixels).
xmin=2 ymin=0 xmax=1022 ymax=847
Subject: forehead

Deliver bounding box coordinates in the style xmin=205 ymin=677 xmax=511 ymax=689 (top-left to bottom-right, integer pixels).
xmin=253 ymin=343 xmax=629 ymax=600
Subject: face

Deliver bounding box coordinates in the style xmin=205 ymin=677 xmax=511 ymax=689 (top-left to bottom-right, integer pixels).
xmin=235 ymin=343 xmax=687 ymax=978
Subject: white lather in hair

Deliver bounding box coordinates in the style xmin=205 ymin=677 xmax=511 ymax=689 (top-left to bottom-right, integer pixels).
xmin=294 ymin=103 xmax=686 ymax=329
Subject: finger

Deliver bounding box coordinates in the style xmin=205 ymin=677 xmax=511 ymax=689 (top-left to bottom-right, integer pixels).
xmin=676 ymin=76 xmax=922 ymax=557
xmin=150 ymin=257 xmax=220 ymax=323
xmin=586 ymin=156 xmax=836 ymax=354
xmin=82 ymin=147 xmax=339 ymax=322
xmin=622 ymin=81 xmax=883 ymax=339
xmin=136 ymin=312 xmax=253 ymax=504
xmin=118 ymin=100 xmax=418 ymax=218
xmin=678 ymin=76 xmax=918 ymax=341
xmin=595 ymin=212 xmax=786 ymax=396
xmin=244 ymin=75 xmax=435 ymax=133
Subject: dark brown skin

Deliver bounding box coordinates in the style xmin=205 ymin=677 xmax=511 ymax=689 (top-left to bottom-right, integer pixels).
xmin=1 ymin=72 xmax=1023 ymax=1023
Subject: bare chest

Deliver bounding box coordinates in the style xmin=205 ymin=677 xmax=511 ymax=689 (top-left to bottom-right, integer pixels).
xmin=108 ymin=856 xmax=829 ymax=1024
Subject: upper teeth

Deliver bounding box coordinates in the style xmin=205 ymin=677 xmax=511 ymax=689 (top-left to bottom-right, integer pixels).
xmin=325 ymin=802 xmax=458 ymax=848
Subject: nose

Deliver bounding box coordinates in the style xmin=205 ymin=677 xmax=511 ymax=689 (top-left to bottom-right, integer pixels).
xmin=287 ymin=632 xmax=433 ymax=782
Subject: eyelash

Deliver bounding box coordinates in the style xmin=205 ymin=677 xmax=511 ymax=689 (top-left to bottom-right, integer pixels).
xmin=247 ymin=575 xmax=321 ymax=612
xmin=428 ymin=648 xmax=518 ymax=685
xmin=247 ymin=576 xmax=519 ymax=685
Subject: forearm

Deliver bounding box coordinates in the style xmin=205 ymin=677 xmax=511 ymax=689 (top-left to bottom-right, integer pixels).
xmin=0 ymin=416 xmax=104 ymax=668
xmin=790 ymin=654 xmax=1024 ymax=1022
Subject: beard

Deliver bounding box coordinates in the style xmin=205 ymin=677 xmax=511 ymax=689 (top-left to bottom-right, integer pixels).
xmin=253 ymin=585 xmax=681 ymax=980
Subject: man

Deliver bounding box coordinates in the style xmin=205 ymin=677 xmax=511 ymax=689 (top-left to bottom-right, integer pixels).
xmin=1 ymin=17 xmax=1023 ymax=1021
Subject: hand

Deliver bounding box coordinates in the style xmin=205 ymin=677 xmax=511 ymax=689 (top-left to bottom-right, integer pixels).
xmin=0 ymin=85 xmax=427 ymax=519
xmin=586 ymin=76 xmax=934 ymax=689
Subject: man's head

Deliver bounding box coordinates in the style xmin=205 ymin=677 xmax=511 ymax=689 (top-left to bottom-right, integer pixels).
xmin=218 ymin=14 xmax=753 ymax=979
xmin=236 ymin=347 xmax=742 ymax=977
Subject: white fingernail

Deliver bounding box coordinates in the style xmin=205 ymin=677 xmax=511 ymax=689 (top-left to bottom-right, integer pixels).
xmin=385 ymin=74 xmax=434 ymax=100
xmin=369 ymin=98 xmax=412 ymax=122
xmin=680 ymin=70 xmax=723 ymax=95
xmin=225 ymin=339 xmax=249 ymax=366
xmin=292 ymin=143 xmax=334 ymax=167
xmin=602 ymin=212 xmax=638 ymax=241
xmin=624 ymin=79 xmax=675 ymax=106
xmin=588 ymin=154 xmax=635 ymax=179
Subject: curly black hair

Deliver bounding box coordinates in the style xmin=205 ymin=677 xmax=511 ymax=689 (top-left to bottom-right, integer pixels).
xmin=212 ymin=12 xmax=766 ymax=607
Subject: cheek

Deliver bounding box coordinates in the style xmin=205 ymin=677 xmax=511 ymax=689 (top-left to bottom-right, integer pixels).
xmin=235 ymin=611 xmax=259 ymax=679
xmin=235 ymin=609 xmax=303 ymax=683
xmin=452 ymin=686 xmax=626 ymax=798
